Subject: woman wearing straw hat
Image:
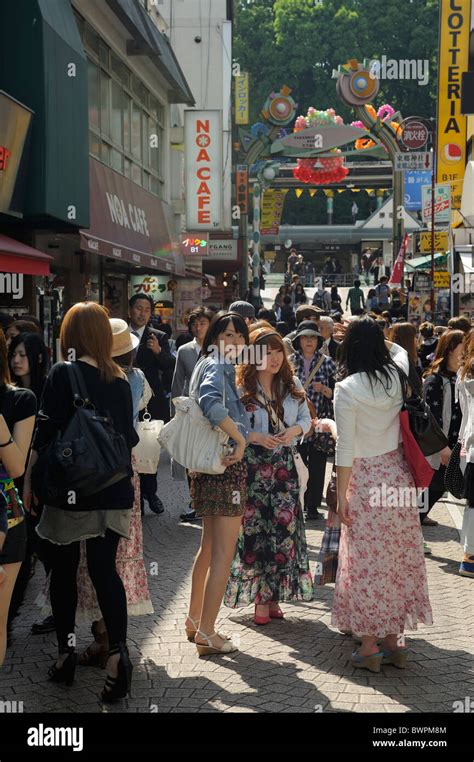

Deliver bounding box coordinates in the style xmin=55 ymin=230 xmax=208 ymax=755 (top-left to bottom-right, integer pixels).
xmin=76 ymin=319 xmax=154 ymax=668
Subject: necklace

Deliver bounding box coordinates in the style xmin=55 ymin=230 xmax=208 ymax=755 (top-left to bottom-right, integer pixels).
xmin=257 ymin=383 xmax=281 ymax=435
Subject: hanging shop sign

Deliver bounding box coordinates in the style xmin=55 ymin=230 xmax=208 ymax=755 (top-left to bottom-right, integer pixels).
xmin=235 ymin=73 xmax=249 ymax=125
xmin=436 ymin=0 xmax=471 ymax=209
xmin=420 ymin=231 xmax=449 ymax=253
xmin=180 ymin=233 xmax=209 ymax=257
xmin=433 ymin=270 xmax=451 ymax=288
xmin=421 ymin=183 xmax=451 ymax=225
xmin=403 ymin=171 xmax=432 ymax=210
xmin=260 ymin=189 xmax=288 ymax=234
xmin=236 ymin=165 xmax=248 ymax=214
xmin=130 ymin=275 xmax=171 ymax=300
xmin=0 ymin=91 xmax=33 ymax=217
xmin=184 ymin=110 xmax=223 ymax=230
xmin=208 ymin=240 xmax=238 ymax=261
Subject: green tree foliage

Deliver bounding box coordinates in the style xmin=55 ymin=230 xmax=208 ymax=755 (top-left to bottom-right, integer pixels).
xmin=234 ymin=0 xmax=438 ymax=123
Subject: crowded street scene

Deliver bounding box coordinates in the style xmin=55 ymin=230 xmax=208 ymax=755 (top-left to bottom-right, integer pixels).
xmin=0 ymin=0 xmax=473 ymax=753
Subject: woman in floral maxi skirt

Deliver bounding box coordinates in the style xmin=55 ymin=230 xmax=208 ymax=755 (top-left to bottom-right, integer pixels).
xmin=224 ymin=327 xmax=313 ymax=623
xmin=332 ymin=318 xmax=433 ymax=673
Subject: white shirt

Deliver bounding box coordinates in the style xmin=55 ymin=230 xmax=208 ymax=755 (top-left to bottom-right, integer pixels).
xmin=130 ymin=324 xmax=146 ymax=340
xmin=334 ymin=343 xmax=409 ymax=467
xmin=457 ymin=376 xmax=474 ymax=464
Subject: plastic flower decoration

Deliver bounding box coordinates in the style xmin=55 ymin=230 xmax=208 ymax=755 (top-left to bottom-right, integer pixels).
xmin=292 ymin=107 xmax=349 ymax=185
xmin=351 ymin=104 xmax=401 ymax=151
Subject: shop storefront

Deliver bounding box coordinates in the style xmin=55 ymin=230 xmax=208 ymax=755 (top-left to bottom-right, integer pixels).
xmin=79 ymin=157 xmax=186 ymax=325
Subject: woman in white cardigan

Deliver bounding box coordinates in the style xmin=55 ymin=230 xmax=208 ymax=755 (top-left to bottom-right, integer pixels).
xmin=456 ymin=329 xmax=474 ymax=577
xmin=332 ymin=317 xmax=432 ymax=672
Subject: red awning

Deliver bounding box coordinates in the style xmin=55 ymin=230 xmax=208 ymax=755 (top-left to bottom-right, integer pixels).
xmin=0 ymin=235 xmax=52 ymax=276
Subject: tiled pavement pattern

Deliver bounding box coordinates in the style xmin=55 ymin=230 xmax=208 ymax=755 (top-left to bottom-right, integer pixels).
xmin=1 ymin=452 xmax=473 ymax=714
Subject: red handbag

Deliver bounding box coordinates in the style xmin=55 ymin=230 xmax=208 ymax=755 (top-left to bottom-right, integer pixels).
xmin=399 ymin=410 xmax=435 ymax=489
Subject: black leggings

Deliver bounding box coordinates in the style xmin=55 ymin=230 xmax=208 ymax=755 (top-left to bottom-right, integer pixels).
xmin=45 ymin=530 xmax=127 ymax=652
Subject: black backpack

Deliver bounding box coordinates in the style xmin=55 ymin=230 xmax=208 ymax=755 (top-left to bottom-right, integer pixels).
xmin=32 ymin=363 xmax=131 ymax=510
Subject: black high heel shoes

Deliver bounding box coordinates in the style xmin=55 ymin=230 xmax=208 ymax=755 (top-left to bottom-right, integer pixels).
xmin=101 ymin=642 xmax=133 ymax=703
xmin=48 ymin=651 xmax=77 ymax=686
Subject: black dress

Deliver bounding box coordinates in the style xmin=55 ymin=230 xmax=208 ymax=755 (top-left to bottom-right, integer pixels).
xmin=0 ymin=386 xmax=37 ymax=565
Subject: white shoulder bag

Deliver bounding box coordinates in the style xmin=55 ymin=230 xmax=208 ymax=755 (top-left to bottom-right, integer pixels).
xmin=133 ymin=407 xmax=164 ymax=474
xmin=158 ymin=366 xmax=229 ymax=475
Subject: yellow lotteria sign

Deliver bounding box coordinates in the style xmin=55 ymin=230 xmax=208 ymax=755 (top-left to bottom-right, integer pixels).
xmin=436 ymin=0 xmax=471 ymax=210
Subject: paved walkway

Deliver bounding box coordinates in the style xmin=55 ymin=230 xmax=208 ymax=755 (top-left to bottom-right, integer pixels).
xmin=1 ymin=453 xmax=473 ymax=714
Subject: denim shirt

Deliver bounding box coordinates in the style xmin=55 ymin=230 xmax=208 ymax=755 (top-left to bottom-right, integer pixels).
xmin=125 ymin=367 xmax=146 ymax=428
xmin=189 ymin=356 xmax=250 ymax=442
xmin=239 ymin=376 xmax=312 ymax=447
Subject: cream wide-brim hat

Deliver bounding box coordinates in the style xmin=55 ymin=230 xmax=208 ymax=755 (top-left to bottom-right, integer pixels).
xmin=109 ymin=318 xmax=140 ymax=357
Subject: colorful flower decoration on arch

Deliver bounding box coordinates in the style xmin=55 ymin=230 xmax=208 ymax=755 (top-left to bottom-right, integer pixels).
xmin=351 ymin=104 xmax=401 ymax=151
xmin=292 ymin=108 xmax=349 ymax=185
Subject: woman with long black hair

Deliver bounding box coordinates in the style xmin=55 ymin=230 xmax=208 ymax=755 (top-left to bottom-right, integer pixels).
xmin=332 ymin=317 xmax=432 ymax=672
xmin=185 ymin=312 xmax=251 ymax=656
xmin=23 ymin=303 xmax=139 ymax=701
xmin=7 ymin=333 xmax=50 ymax=638
xmin=0 ymin=331 xmax=36 ymax=665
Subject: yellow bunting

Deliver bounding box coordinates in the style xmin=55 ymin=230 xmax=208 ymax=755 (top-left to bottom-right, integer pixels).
xmin=295 ymin=189 xmax=304 ymax=198
xmin=309 ymin=189 xmax=317 ymax=197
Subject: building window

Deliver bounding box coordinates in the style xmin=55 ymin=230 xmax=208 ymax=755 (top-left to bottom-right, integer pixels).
xmin=87 ymin=60 xmax=99 ymax=129
xmin=79 ymin=15 xmax=164 ymax=196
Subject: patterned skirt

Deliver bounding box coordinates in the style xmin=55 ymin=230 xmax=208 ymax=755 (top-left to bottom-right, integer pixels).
xmin=190 ymin=461 xmax=247 ymax=517
xmin=224 ymin=444 xmax=313 ymax=607
xmin=331 ymin=446 xmax=433 ymax=637
xmin=75 ymin=465 xmax=153 ymax=621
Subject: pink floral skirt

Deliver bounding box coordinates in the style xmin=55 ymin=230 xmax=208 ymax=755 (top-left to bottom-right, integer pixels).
xmin=331 ymin=447 xmax=433 ymax=638
xmin=75 ymin=467 xmax=153 ymax=622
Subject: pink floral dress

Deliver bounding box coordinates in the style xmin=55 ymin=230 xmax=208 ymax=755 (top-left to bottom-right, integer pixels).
xmin=331 ymin=447 xmax=433 ymax=637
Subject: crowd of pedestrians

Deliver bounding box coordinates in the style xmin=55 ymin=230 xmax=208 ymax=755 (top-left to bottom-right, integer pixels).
xmin=0 ymin=287 xmax=472 ymax=701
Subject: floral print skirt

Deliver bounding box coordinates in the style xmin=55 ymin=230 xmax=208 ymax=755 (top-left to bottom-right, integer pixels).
xmin=75 ymin=466 xmax=153 ymax=621
xmin=224 ymin=444 xmax=313 ymax=607
xmin=331 ymin=446 xmax=433 ymax=638
xmin=190 ymin=461 xmax=247 ymax=517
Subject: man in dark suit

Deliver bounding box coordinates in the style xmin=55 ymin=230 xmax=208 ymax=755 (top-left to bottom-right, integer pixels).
xmin=129 ymin=293 xmax=175 ymax=515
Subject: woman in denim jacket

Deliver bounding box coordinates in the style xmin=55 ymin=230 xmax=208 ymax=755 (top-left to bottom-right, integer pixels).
xmin=224 ymin=326 xmax=314 ymax=625
xmin=185 ymin=312 xmax=251 ymax=656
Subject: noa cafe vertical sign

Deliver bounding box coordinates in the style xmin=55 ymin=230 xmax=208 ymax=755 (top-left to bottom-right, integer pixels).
xmin=185 ymin=110 xmax=223 ymax=231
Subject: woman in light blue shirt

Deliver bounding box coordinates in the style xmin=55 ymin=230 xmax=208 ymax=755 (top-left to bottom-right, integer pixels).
xmin=224 ymin=326 xmax=314 ymax=625
xmin=185 ymin=312 xmax=251 ymax=657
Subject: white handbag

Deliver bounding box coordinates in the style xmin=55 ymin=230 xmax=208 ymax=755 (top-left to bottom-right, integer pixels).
xmin=158 ymin=388 xmax=229 ymax=475
xmin=133 ymin=410 xmax=164 ymax=474
xmin=293 ymin=448 xmax=309 ymax=507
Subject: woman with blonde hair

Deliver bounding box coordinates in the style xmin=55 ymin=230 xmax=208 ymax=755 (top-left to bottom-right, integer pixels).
xmin=224 ymin=326 xmax=313 ymax=624
xmin=23 ymin=303 xmax=139 ymax=701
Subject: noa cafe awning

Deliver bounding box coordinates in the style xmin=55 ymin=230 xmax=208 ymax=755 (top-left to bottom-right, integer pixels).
xmin=0 ymin=235 xmax=52 ymax=276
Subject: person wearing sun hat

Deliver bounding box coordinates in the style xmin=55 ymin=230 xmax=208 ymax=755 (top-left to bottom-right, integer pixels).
xmin=290 ymin=321 xmax=337 ymax=520
xmin=75 ymin=318 xmax=154 ymax=670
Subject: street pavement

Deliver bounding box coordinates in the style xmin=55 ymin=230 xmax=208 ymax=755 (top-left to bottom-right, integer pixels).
xmin=1 ymin=451 xmax=473 ymax=714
